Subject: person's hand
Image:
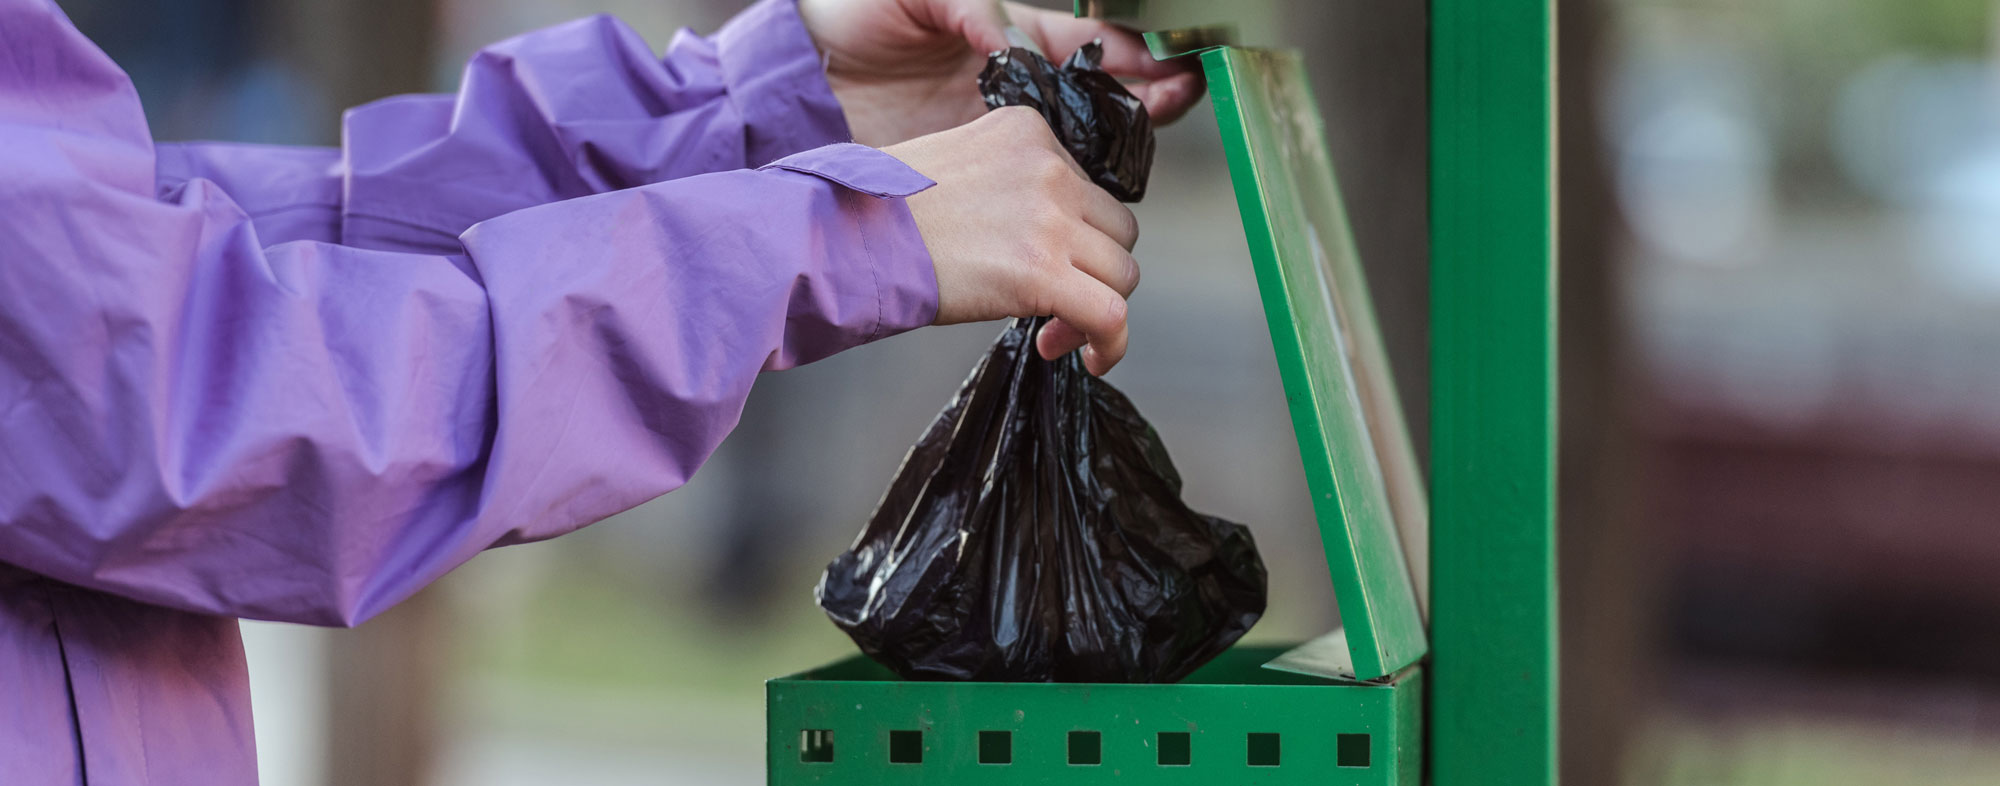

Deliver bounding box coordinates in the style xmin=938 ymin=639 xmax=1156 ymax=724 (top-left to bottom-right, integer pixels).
xmin=886 ymin=107 xmax=1140 ymax=375
xmin=798 ymin=0 xmax=1204 ymax=147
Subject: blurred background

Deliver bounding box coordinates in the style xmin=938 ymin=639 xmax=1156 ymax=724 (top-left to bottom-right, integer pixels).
xmin=54 ymin=0 xmax=2000 ymax=783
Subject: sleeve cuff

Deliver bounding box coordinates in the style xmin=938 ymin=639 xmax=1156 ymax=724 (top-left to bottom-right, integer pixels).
xmin=759 ymin=143 xmax=940 ymax=342
xmin=715 ymin=0 xmax=852 ymax=167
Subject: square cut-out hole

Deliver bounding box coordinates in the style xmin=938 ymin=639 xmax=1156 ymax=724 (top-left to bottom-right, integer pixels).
xmin=1067 ymin=731 xmax=1101 ymax=766
xmin=799 ymin=729 xmax=834 ymax=763
xmin=888 ymin=730 xmax=923 ymax=764
xmin=1337 ymin=733 xmax=1371 ymax=768
xmin=1157 ymin=732 xmax=1191 ymax=766
xmin=1248 ymin=732 xmax=1281 ymax=767
xmin=978 ymin=731 xmax=1012 ymax=765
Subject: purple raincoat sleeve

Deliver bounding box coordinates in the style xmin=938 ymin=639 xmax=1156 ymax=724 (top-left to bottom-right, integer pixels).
xmin=0 ymin=0 xmax=939 ymax=626
xmin=155 ymin=0 xmax=848 ymax=252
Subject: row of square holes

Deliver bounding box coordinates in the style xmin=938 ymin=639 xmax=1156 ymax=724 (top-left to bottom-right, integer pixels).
xmin=799 ymin=729 xmax=1371 ymax=769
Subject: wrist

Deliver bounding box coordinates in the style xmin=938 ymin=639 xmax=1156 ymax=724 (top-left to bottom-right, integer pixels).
xmin=715 ymin=0 xmax=852 ymax=163
xmin=825 ymin=78 xmax=901 ymax=148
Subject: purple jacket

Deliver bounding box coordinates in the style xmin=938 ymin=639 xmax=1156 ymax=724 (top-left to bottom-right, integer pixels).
xmin=0 ymin=0 xmax=940 ymax=781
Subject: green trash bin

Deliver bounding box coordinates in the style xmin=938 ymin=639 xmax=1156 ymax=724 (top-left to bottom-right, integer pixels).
xmin=766 ymin=38 xmax=1431 ymax=786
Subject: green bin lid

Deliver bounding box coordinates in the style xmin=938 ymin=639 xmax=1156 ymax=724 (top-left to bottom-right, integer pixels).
xmin=1151 ymin=37 xmax=1431 ymax=680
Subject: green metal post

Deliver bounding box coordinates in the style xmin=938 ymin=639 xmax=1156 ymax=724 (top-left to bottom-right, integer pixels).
xmin=1429 ymin=0 xmax=1558 ymax=784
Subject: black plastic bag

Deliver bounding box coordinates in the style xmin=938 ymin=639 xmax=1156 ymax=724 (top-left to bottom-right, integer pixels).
xmin=816 ymin=319 xmax=1267 ymax=682
xmin=977 ymin=40 xmax=1155 ymax=202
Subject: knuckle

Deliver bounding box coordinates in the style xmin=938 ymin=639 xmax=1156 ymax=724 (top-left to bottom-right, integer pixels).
xmin=1104 ymin=292 xmax=1129 ymax=325
xmin=992 ymin=105 xmax=1035 ymax=122
xmin=991 ymin=106 xmax=1043 ymax=134
xmin=1027 ymin=201 xmax=1070 ymax=240
xmin=1032 ymin=148 xmax=1071 ymax=183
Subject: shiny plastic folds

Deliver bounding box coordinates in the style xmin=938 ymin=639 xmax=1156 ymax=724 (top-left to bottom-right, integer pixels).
xmin=977 ymin=41 xmax=1156 ymax=201
xmin=816 ymin=319 xmax=1268 ymax=682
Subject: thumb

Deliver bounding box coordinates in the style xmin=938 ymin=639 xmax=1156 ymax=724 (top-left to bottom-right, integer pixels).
xmin=935 ymin=0 xmax=1011 ymax=54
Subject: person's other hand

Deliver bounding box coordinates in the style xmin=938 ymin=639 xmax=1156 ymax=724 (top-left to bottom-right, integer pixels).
xmin=798 ymin=0 xmax=1204 ymax=148
xmin=886 ymin=108 xmax=1140 ymax=375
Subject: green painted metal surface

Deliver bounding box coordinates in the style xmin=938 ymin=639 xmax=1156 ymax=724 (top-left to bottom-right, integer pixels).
xmin=1429 ymin=0 xmax=1559 ymax=783
xmin=1140 ymin=26 xmax=1236 ymax=61
xmin=769 ymin=648 xmax=1421 ymax=785
xmin=768 ymin=38 xmax=1444 ymax=786
xmin=1201 ymin=46 xmax=1429 ymax=680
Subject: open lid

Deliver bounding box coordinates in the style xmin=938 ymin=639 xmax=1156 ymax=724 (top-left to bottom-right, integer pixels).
xmin=1152 ymin=38 xmax=1431 ymax=680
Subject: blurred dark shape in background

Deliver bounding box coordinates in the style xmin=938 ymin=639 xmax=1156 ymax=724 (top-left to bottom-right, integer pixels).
xmin=62 ymin=0 xmax=304 ymax=142
xmin=1612 ymin=1 xmax=2000 ymax=783
xmin=58 ymin=0 xmax=2000 ymax=783
xmin=1559 ymin=1 xmax=1648 ymax=784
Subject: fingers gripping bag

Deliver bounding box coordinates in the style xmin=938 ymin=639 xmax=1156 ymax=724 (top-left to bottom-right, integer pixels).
xmin=975 ymin=39 xmax=1156 ymax=201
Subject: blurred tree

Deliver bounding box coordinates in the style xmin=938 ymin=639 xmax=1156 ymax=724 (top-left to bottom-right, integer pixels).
xmin=1560 ymin=0 xmax=1652 ymax=784
xmin=264 ymin=1 xmax=447 ymax=784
